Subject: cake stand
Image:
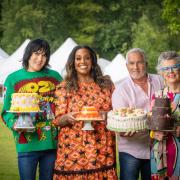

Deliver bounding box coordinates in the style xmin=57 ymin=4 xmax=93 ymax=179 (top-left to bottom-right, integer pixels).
xmin=75 ymin=112 xmax=106 ymax=131
xmin=7 ymin=111 xmax=43 ymax=132
xmin=147 ymin=127 xmax=176 ymax=132
xmin=146 ymin=114 xmax=176 ymax=132
xmin=83 ymin=120 xmax=95 ymax=130
xmin=76 ymin=118 xmax=104 ymax=131
xmin=83 ymin=118 xmax=104 ymax=130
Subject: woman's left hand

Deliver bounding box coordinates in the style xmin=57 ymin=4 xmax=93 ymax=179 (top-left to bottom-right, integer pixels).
xmin=154 ymin=131 xmax=165 ymax=141
xmin=66 ymin=112 xmax=77 ymax=124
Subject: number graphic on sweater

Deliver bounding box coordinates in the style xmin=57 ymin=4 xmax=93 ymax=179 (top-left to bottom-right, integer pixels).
xmin=25 ymin=82 xmax=39 ymax=92
xmin=18 ymin=81 xmax=55 ymax=93
xmin=38 ymin=81 xmax=55 ymax=93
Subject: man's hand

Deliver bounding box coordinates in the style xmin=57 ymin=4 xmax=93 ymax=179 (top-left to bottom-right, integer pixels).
xmin=119 ymin=131 xmax=136 ymax=137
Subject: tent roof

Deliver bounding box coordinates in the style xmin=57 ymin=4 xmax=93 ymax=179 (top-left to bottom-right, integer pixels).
xmin=0 ymin=48 xmax=9 ymax=59
xmin=0 ymin=39 xmax=30 ymax=83
xmin=0 ymin=38 xmax=129 ymax=84
xmin=0 ymin=48 xmax=9 ymax=65
xmin=49 ymin=37 xmax=77 ymax=74
xmin=97 ymin=58 xmax=110 ymax=72
xmin=0 ymin=38 xmax=78 ymax=83
xmin=104 ymin=54 xmax=129 ymax=83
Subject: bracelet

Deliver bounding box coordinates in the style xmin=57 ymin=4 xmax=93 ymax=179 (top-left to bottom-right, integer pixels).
xmin=150 ymin=131 xmax=155 ymax=139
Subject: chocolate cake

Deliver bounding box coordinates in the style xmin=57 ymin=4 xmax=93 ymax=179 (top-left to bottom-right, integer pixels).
xmin=147 ymin=97 xmax=175 ymax=130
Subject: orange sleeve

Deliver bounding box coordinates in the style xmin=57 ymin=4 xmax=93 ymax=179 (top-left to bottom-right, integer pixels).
xmin=53 ymin=81 xmax=68 ymax=126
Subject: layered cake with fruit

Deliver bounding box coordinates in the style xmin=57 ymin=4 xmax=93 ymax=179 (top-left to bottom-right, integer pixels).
xmin=75 ymin=106 xmax=103 ymax=120
xmin=107 ymin=107 xmax=147 ymax=132
xmin=147 ymin=97 xmax=175 ymax=130
xmin=10 ymin=93 xmax=40 ymax=112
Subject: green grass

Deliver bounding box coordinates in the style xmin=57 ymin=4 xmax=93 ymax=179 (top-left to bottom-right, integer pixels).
xmin=0 ymin=103 xmax=19 ymax=180
xmin=0 ymin=103 xmax=121 ymax=179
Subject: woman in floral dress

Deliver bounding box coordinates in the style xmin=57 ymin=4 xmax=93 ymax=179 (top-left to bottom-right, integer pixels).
xmin=53 ymin=45 xmax=117 ymax=180
xmin=150 ymin=51 xmax=180 ymax=180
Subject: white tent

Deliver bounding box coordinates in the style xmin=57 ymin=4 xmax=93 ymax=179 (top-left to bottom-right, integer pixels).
xmin=0 ymin=48 xmax=9 ymax=59
xmin=49 ymin=37 xmax=77 ymax=75
xmin=0 ymin=48 xmax=9 ymax=65
xmin=97 ymin=58 xmax=111 ymax=73
xmin=0 ymin=39 xmax=30 ymax=84
xmin=104 ymin=54 xmax=129 ymax=83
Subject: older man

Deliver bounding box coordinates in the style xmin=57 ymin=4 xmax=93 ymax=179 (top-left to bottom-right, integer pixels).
xmin=112 ymin=48 xmax=164 ymax=180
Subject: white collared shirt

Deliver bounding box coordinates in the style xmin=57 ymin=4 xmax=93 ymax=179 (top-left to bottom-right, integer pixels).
xmin=112 ymin=74 xmax=164 ymax=159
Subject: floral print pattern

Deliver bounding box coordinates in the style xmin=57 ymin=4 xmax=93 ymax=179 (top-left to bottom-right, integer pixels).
xmin=53 ymin=81 xmax=117 ymax=180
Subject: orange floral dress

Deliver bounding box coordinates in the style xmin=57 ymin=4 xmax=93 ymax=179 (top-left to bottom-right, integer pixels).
xmin=53 ymin=81 xmax=117 ymax=180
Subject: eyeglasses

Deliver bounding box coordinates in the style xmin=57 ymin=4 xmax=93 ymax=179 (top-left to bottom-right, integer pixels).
xmin=160 ymin=63 xmax=180 ymax=72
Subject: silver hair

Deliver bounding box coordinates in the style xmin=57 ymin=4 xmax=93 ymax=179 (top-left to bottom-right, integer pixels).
xmin=125 ymin=48 xmax=147 ymax=64
xmin=156 ymin=51 xmax=180 ymax=73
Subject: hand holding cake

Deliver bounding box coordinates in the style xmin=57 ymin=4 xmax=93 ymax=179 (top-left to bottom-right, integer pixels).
xmin=119 ymin=131 xmax=136 ymax=137
xmin=57 ymin=112 xmax=77 ymax=126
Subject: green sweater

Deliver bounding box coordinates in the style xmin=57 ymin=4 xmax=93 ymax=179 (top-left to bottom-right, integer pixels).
xmin=1 ymin=68 xmax=62 ymax=153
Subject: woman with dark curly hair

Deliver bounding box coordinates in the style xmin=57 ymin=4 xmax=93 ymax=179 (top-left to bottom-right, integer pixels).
xmin=53 ymin=45 xmax=117 ymax=179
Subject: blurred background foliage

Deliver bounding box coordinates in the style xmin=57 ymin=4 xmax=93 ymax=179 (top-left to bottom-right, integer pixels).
xmin=0 ymin=0 xmax=179 ymax=72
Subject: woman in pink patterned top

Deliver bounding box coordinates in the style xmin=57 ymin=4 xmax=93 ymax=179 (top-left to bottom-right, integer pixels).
xmin=150 ymin=51 xmax=180 ymax=180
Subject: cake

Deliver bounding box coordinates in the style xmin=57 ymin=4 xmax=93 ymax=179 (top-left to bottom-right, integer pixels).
xmin=10 ymin=93 xmax=40 ymax=112
xmin=75 ymin=106 xmax=103 ymax=120
xmin=147 ymin=97 xmax=175 ymax=130
xmin=107 ymin=107 xmax=147 ymax=132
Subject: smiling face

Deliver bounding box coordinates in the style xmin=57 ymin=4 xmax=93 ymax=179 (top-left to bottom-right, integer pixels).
xmin=74 ymin=48 xmax=92 ymax=78
xmin=27 ymin=49 xmax=47 ymax=72
xmin=126 ymin=52 xmax=147 ymax=80
xmin=160 ymin=59 xmax=180 ymax=85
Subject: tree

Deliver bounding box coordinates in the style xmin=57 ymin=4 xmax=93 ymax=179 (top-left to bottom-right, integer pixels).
xmin=0 ymin=0 xmax=102 ymax=54
xmin=0 ymin=0 xmax=179 ymax=61
xmin=0 ymin=0 xmax=49 ymax=53
xmin=162 ymin=0 xmax=180 ymax=35
xmin=132 ymin=15 xmax=169 ymax=73
xmin=94 ymin=0 xmax=144 ymax=59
